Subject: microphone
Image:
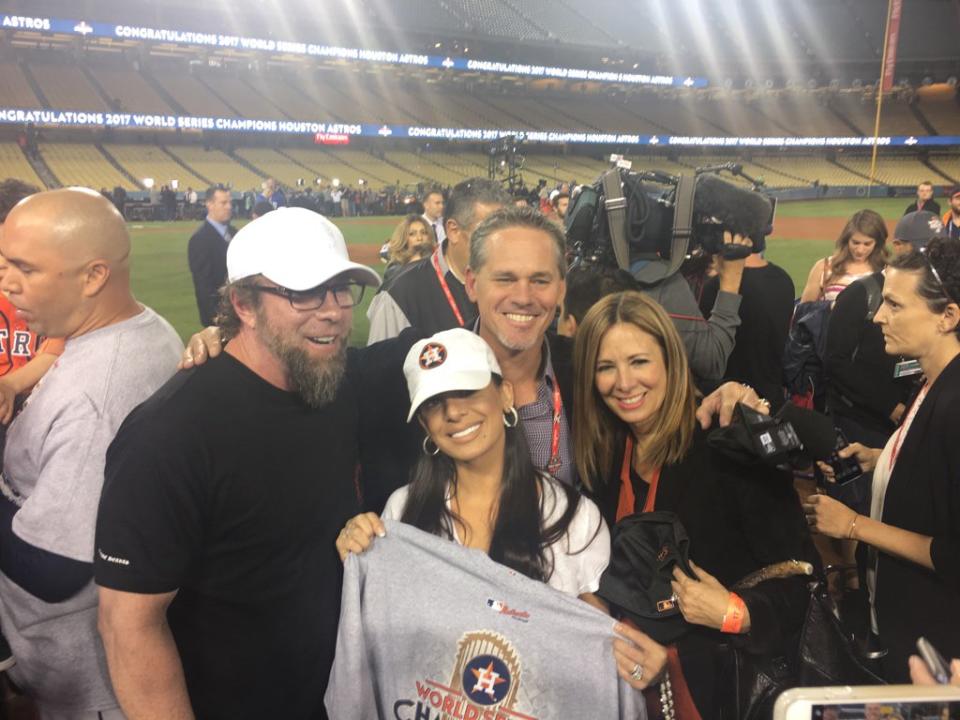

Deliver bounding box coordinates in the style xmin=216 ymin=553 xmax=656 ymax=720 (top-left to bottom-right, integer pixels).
xmin=776 ymin=404 xmax=838 ymax=460
xmin=693 ymin=173 xmax=773 ymax=245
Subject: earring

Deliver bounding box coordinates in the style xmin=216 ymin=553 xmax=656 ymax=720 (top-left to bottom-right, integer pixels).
xmin=422 ymin=436 xmax=440 ymax=456
xmin=503 ymin=407 xmax=519 ymax=428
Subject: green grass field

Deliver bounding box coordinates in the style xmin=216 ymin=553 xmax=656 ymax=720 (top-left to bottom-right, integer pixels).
xmin=130 ymin=197 xmax=906 ymax=345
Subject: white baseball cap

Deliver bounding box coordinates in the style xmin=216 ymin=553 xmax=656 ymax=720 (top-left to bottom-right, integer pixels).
xmin=403 ymin=328 xmax=501 ymax=422
xmin=227 ymin=207 xmax=381 ymax=291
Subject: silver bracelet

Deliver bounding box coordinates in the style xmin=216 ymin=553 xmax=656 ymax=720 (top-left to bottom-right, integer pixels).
xmin=660 ymin=673 xmax=675 ymax=720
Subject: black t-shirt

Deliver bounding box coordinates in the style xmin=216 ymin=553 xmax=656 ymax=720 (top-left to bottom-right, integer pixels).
xmin=700 ymin=263 xmax=795 ymax=409
xmin=95 ymin=353 xmax=362 ymax=720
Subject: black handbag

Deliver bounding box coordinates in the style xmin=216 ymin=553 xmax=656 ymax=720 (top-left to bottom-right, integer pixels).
xmin=721 ymin=572 xmax=885 ymax=720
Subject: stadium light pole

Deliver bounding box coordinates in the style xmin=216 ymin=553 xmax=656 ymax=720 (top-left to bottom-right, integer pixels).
xmin=867 ymin=0 xmax=902 ymax=197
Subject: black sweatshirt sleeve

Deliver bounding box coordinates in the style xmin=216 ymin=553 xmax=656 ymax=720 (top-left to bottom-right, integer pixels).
xmin=0 ymin=495 xmax=92 ymax=603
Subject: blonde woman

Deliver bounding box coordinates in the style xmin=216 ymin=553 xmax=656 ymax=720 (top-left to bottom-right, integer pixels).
xmin=382 ymin=214 xmax=436 ymax=286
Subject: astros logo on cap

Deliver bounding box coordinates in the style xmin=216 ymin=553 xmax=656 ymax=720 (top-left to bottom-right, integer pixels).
xmin=419 ymin=342 xmax=447 ymax=369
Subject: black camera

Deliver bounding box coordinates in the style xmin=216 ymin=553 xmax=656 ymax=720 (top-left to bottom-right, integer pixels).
xmin=565 ymin=164 xmax=775 ymax=286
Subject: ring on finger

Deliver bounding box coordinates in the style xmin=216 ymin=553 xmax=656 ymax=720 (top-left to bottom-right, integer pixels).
xmin=630 ymin=663 xmax=644 ymax=682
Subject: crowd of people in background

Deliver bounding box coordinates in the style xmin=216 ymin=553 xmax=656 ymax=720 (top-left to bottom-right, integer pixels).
xmin=0 ymin=170 xmax=959 ymax=720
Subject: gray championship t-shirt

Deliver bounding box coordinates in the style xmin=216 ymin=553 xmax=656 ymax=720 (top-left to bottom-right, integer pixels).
xmin=326 ymin=521 xmax=645 ymax=720
xmin=0 ymin=307 xmax=182 ymax=714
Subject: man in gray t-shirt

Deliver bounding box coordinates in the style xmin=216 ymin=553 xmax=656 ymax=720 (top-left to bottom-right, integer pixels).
xmin=0 ymin=188 xmax=182 ymax=719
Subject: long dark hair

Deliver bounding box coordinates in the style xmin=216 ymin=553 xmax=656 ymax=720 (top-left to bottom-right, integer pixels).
xmin=400 ymin=380 xmax=583 ymax=583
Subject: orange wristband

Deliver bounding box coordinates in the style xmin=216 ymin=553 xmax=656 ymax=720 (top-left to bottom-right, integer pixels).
xmin=721 ymin=593 xmax=746 ymax=634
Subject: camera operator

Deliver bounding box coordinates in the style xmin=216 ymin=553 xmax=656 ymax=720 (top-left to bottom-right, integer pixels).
xmin=643 ymin=231 xmax=752 ymax=389
xmin=699 ymin=246 xmax=794 ymax=409
xmin=804 ymin=236 xmax=960 ymax=682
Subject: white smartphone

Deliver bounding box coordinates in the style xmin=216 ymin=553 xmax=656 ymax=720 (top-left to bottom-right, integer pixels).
xmin=775 ymin=685 xmax=960 ymax=720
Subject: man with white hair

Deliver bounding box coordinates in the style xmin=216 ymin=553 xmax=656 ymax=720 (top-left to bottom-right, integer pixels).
xmin=95 ymin=207 xmax=410 ymax=720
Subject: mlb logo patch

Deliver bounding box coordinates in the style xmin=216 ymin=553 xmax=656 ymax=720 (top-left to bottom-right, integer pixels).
xmin=419 ymin=342 xmax=447 ymax=369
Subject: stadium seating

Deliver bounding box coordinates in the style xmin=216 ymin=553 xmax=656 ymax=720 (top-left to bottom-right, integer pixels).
xmin=0 ymin=62 xmax=41 ymax=109
xmin=0 ymin=143 xmax=44 ymax=188
xmin=929 ymin=155 xmax=960 ymax=184
xmin=835 ymin=156 xmax=948 ymax=186
xmin=87 ymin=66 xmax=172 ymax=115
xmin=164 ymin=147 xmax=264 ymax=191
xmin=754 ymin=96 xmax=850 ymax=137
xmin=770 ymin=158 xmax=868 ymax=186
xmin=152 ymin=73 xmax=237 ymax=117
xmin=831 ymin=96 xmax=928 ymax=137
xmin=277 ymin=148 xmax=390 ymax=189
xmin=30 ymin=63 xmax=109 ymax=112
xmin=233 ymin=148 xmax=314 ymax=187
xmin=512 ymin=0 xmax=613 ymax=46
xmin=441 ymin=0 xmax=547 ymax=41
xmin=104 ymin=144 xmax=209 ymax=191
xmin=39 ymin=143 xmax=135 ymax=190
xmin=920 ymin=97 xmax=960 ymax=135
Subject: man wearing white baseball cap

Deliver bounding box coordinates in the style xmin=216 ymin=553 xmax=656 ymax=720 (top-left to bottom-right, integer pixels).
xmin=94 ymin=208 xmax=411 ymax=720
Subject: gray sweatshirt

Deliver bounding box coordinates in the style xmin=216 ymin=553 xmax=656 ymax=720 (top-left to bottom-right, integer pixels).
xmin=325 ymin=521 xmax=645 ymax=720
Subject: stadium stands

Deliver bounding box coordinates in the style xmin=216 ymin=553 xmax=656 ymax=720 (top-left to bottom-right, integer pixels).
xmin=920 ymin=96 xmax=960 ymax=135
xmin=0 ymin=62 xmax=41 ymax=109
xmin=441 ymin=0 xmax=547 ymax=41
xmin=29 ymin=63 xmax=109 ymax=113
xmin=87 ymin=66 xmax=172 ymax=115
xmin=164 ymin=147 xmax=264 ymax=191
xmin=233 ymin=148 xmax=311 ymax=188
xmin=0 ymin=143 xmax=44 ymax=188
xmin=151 ymin=72 xmax=235 ymax=117
xmin=835 ymin=155 xmax=949 ymax=186
xmin=930 ymin=155 xmax=960 ymax=183
xmin=104 ymin=144 xmax=209 ymax=190
xmin=39 ymin=143 xmax=134 ymax=190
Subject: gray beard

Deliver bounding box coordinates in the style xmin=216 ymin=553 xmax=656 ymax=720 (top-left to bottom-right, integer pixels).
xmin=262 ymin=327 xmax=347 ymax=408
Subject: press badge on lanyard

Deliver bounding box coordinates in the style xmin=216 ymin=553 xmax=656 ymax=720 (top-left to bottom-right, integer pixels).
xmin=893 ymin=360 xmax=922 ymax=378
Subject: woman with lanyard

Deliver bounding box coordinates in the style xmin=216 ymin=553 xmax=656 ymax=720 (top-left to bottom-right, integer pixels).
xmin=572 ymin=291 xmax=816 ymax=720
xmin=805 ymin=236 xmax=960 ymax=682
xmin=336 ymin=328 xmax=669 ymax=692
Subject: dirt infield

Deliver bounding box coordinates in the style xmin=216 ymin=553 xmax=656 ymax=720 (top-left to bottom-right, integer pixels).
xmin=771 ymin=216 xmax=900 ymax=241
xmin=348 ymin=244 xmax=385 ymax=265
xmin=345 ymin=215 xmax=897 ymax=265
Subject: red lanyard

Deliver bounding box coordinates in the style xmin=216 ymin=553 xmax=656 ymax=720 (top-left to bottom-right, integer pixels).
xmin=431 ymin=250 xmax=464 ymax=327
xmin=546 ymin=382 xmax=563 ymax=475
xmin=888 ymin=383 xmax=929 ymax=473
xmin=616 ymin=436 xmax=661 ymax=521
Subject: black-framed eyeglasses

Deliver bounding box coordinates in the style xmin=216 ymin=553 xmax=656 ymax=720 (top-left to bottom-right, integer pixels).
xmin=253 ymin=282 xmax=365 ymax=310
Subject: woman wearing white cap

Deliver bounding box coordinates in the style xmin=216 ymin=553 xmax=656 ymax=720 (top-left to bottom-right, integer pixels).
xmin=336 ymin=327 xmax=667 ymax=690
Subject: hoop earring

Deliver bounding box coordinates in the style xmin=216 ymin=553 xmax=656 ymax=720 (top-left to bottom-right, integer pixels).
xmin=503 ymin=406 xmax=519 ymax=428
xmin=422 ymin=436 xmax=440 ymax=456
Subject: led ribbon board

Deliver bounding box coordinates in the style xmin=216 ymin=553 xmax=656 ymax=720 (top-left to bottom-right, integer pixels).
xmin=0 ymin=13 xmax=708 ymax=88
xmin=1 ymin=107 xmax=958 ymax=147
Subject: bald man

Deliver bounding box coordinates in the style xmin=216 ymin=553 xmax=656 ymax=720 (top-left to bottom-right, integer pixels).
xmin=0 ymin=188 xmax=182 ymax=719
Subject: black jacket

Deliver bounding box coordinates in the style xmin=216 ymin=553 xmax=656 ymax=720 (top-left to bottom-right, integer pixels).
xmin=903 ymin=198 xmax=941 ymax=216
xmin=874 ymin=353 xmax=960 ymax=682
xmin=188 ymin=220 xmax=233 ymax=327
xmin=591 ymin=427 xmax=817 ymax=718
xmin=825 ymin=272 xmax=911 ymax=435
